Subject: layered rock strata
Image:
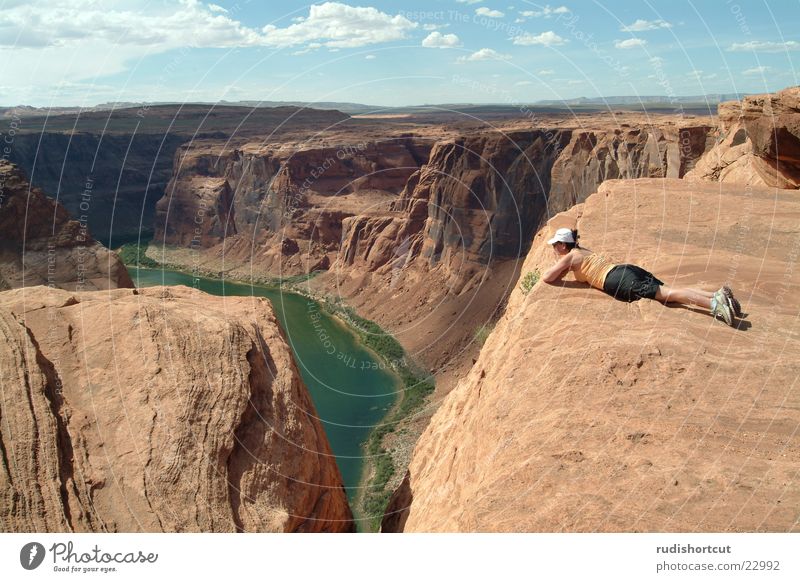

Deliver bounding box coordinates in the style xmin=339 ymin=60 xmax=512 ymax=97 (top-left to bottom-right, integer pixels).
xmin=687 ymin=86 xmax=800 ymax=188
xmin=0 ymin=285 xmax=354 ymax=532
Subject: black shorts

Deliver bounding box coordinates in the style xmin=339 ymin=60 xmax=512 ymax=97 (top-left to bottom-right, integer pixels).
xmin=602 ymin=264 xmax=664 ymax=302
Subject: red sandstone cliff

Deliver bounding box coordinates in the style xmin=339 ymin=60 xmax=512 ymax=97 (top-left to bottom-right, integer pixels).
xmin=0 ymin=285 xmax=353 ymax=532
xmin=335 ymin=124 xmax=713 ymax=295
xmin=383 ymin=178 xmax=800 ymax=532
xmin=0 ymin=161 xmax=132 ymax=291
xmin=153 ymin=138 xmax=431 ymax=275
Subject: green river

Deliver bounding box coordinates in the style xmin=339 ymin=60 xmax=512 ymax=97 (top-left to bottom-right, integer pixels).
xmin=131 ymin=268 xmax=399 ymax=502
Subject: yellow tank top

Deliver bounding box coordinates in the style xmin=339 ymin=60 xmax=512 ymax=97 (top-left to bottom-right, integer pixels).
xmin=573 ymin=253 xmax=617 ymax=290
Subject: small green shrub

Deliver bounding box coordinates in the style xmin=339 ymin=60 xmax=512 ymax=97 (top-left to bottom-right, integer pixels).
xmin=117 ymin=242 xmax=159 ymax=268
xmin=519 ymin=270 xmax=540 ymax=295
xmin=474 ymin=323 xmax=495 ymax=346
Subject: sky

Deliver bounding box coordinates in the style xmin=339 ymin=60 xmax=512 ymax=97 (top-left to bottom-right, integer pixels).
xmin=0 ymin=0 xmax=798 ymax=107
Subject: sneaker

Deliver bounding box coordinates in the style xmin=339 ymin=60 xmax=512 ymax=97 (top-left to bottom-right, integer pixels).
xmin=720 ymin=285 xmax=742 ymax=317
xmin=711 ymin=292 xmax=734 ymax=326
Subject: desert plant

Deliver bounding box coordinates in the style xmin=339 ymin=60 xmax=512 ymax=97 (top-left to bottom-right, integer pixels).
xmin=117 ymin=242 xmax=159 ymax=268
xmin=474 ymin=323 xmax=495 ymax=346
xmin=519 ymin=270 xmax=540 ymax=295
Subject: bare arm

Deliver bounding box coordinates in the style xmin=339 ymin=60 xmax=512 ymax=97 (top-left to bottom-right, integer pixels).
xmin=542 ymin=251 xmax=574 ymax=284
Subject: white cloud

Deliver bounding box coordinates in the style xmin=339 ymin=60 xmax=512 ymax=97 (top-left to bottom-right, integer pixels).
xmin=260 ymin=3 xmax=417 ymax=48
xmin=0 ymin=1 xmax=420 ymax=103
xmin=456 ymin=0 xmax=483 ymax=4
xmin=513 ymin=31 xmax=567 ymax=46
xmin=422 ymin=31 xmax=462 ymax=48
xmin=519 ymin=6 xmax=570 ymax=18
xmin=620 ymin=19 xmax=672 ymax=32
xmin=742 ymin=65 xmax=770 ymax=75
xmin=476 ymin=7 xmax=505 ymax=18
xmin=365 ymin=54 xmax=377 ymax=59
xmin=728 ymin=40 xmax=800 ymax=52
xmin=538 ymin=69 xmax=555 ymax=75
xmin=0 ymin=0 xmax=264 ymax=49
xmin=614 ymin=38 xmax=647 ymax=49
xmin=457 ymin=48 xmax=512 ymax=63
xmin=0 ymin=1 xmax=417 ymax=51
xmin=515 ymin=80 xmax=534 ymax=86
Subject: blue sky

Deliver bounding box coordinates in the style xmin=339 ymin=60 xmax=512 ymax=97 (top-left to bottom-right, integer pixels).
xmin=1 ymin=0 xmax=798 ymax=106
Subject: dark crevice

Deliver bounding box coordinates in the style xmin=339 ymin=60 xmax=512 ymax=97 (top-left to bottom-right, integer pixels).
xmin=0 ymin=410 xmax=13 ymax=490
xmin=20 ymin=324 xmax=78 ymax=531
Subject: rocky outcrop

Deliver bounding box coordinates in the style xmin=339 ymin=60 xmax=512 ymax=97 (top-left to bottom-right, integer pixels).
xmin=548 ymin=125 xmax=714 ymax=211
xmin=687 ymin=86 xmax=800 ymax=188
xmin=0 ymin=285 xmax=353 ymax=532
xmin=0 ymin=161 xmax=133 ymax=291
xmin=384 ymin=178 xmax=800 ymax=532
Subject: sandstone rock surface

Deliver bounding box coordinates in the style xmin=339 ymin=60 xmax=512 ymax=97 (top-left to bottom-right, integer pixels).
xmin=688 ymin=86 xmax=800 ymax=188
xmin=0 ymin=285 xmax=353 ymax=532
xmin=385 ymin=178 xmax=800 ymax=532
xmin=0 ymin=161 xmax=133 ymax=291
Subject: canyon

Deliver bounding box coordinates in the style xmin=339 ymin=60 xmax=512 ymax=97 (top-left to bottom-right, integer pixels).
xmin=147 ymin=112 xmax=719 ymax=387
xmin=2 ymin=86 xmax=798 ymax=532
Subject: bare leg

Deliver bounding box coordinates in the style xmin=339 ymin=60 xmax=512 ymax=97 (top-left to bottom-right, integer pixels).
xmin=655 ymin=285 xmax=713 ymax=309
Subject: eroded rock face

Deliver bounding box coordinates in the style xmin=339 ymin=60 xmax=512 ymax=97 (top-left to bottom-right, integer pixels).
xmin=548 ymin=125 xmax=714 ymax=211
xmin=336 ymin=125 xmax=713 ymax=294
xmin=153 ymin=138 xmax=431 ymax=274
xmin=385 ymin=178 xmax=800 ymax=532
xmin=0 ymin=285 xmax=354 ymax=532
xmin=0 ymin=161 xmax=133 ymax=291
xmin=687 ymin=86 xmax=800 ymax=188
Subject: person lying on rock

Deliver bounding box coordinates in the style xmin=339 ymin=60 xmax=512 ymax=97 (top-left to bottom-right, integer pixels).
xmin=541 ymin=228 xmax=741 ymax=326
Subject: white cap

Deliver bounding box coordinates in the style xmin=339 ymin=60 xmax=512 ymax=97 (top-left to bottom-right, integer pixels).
xmin=547 ymin=227 xmax=575 ymax=245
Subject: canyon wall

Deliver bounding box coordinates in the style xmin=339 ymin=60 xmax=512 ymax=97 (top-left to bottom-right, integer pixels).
xmin=4 ymin=105 xmax=352 ymax=247
xmin=153 ymin=138 xmax=432 ymax=275
xmin=335 ymin=125 xmax=713 ymax=295
xmin=0 ymin=160 xmax=132 ymax=291
xmin=548 ymin=125 xmax=714 ymax=211
xmin=687 ymin=86 xmax=800 ymax=188
xmin=0 ymin=285 xmax=353 ymax=532
xmin=383 ymin=178 xmax=800 ymax=532
xmin=8 ymin=133 xmax=185 ymax=246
